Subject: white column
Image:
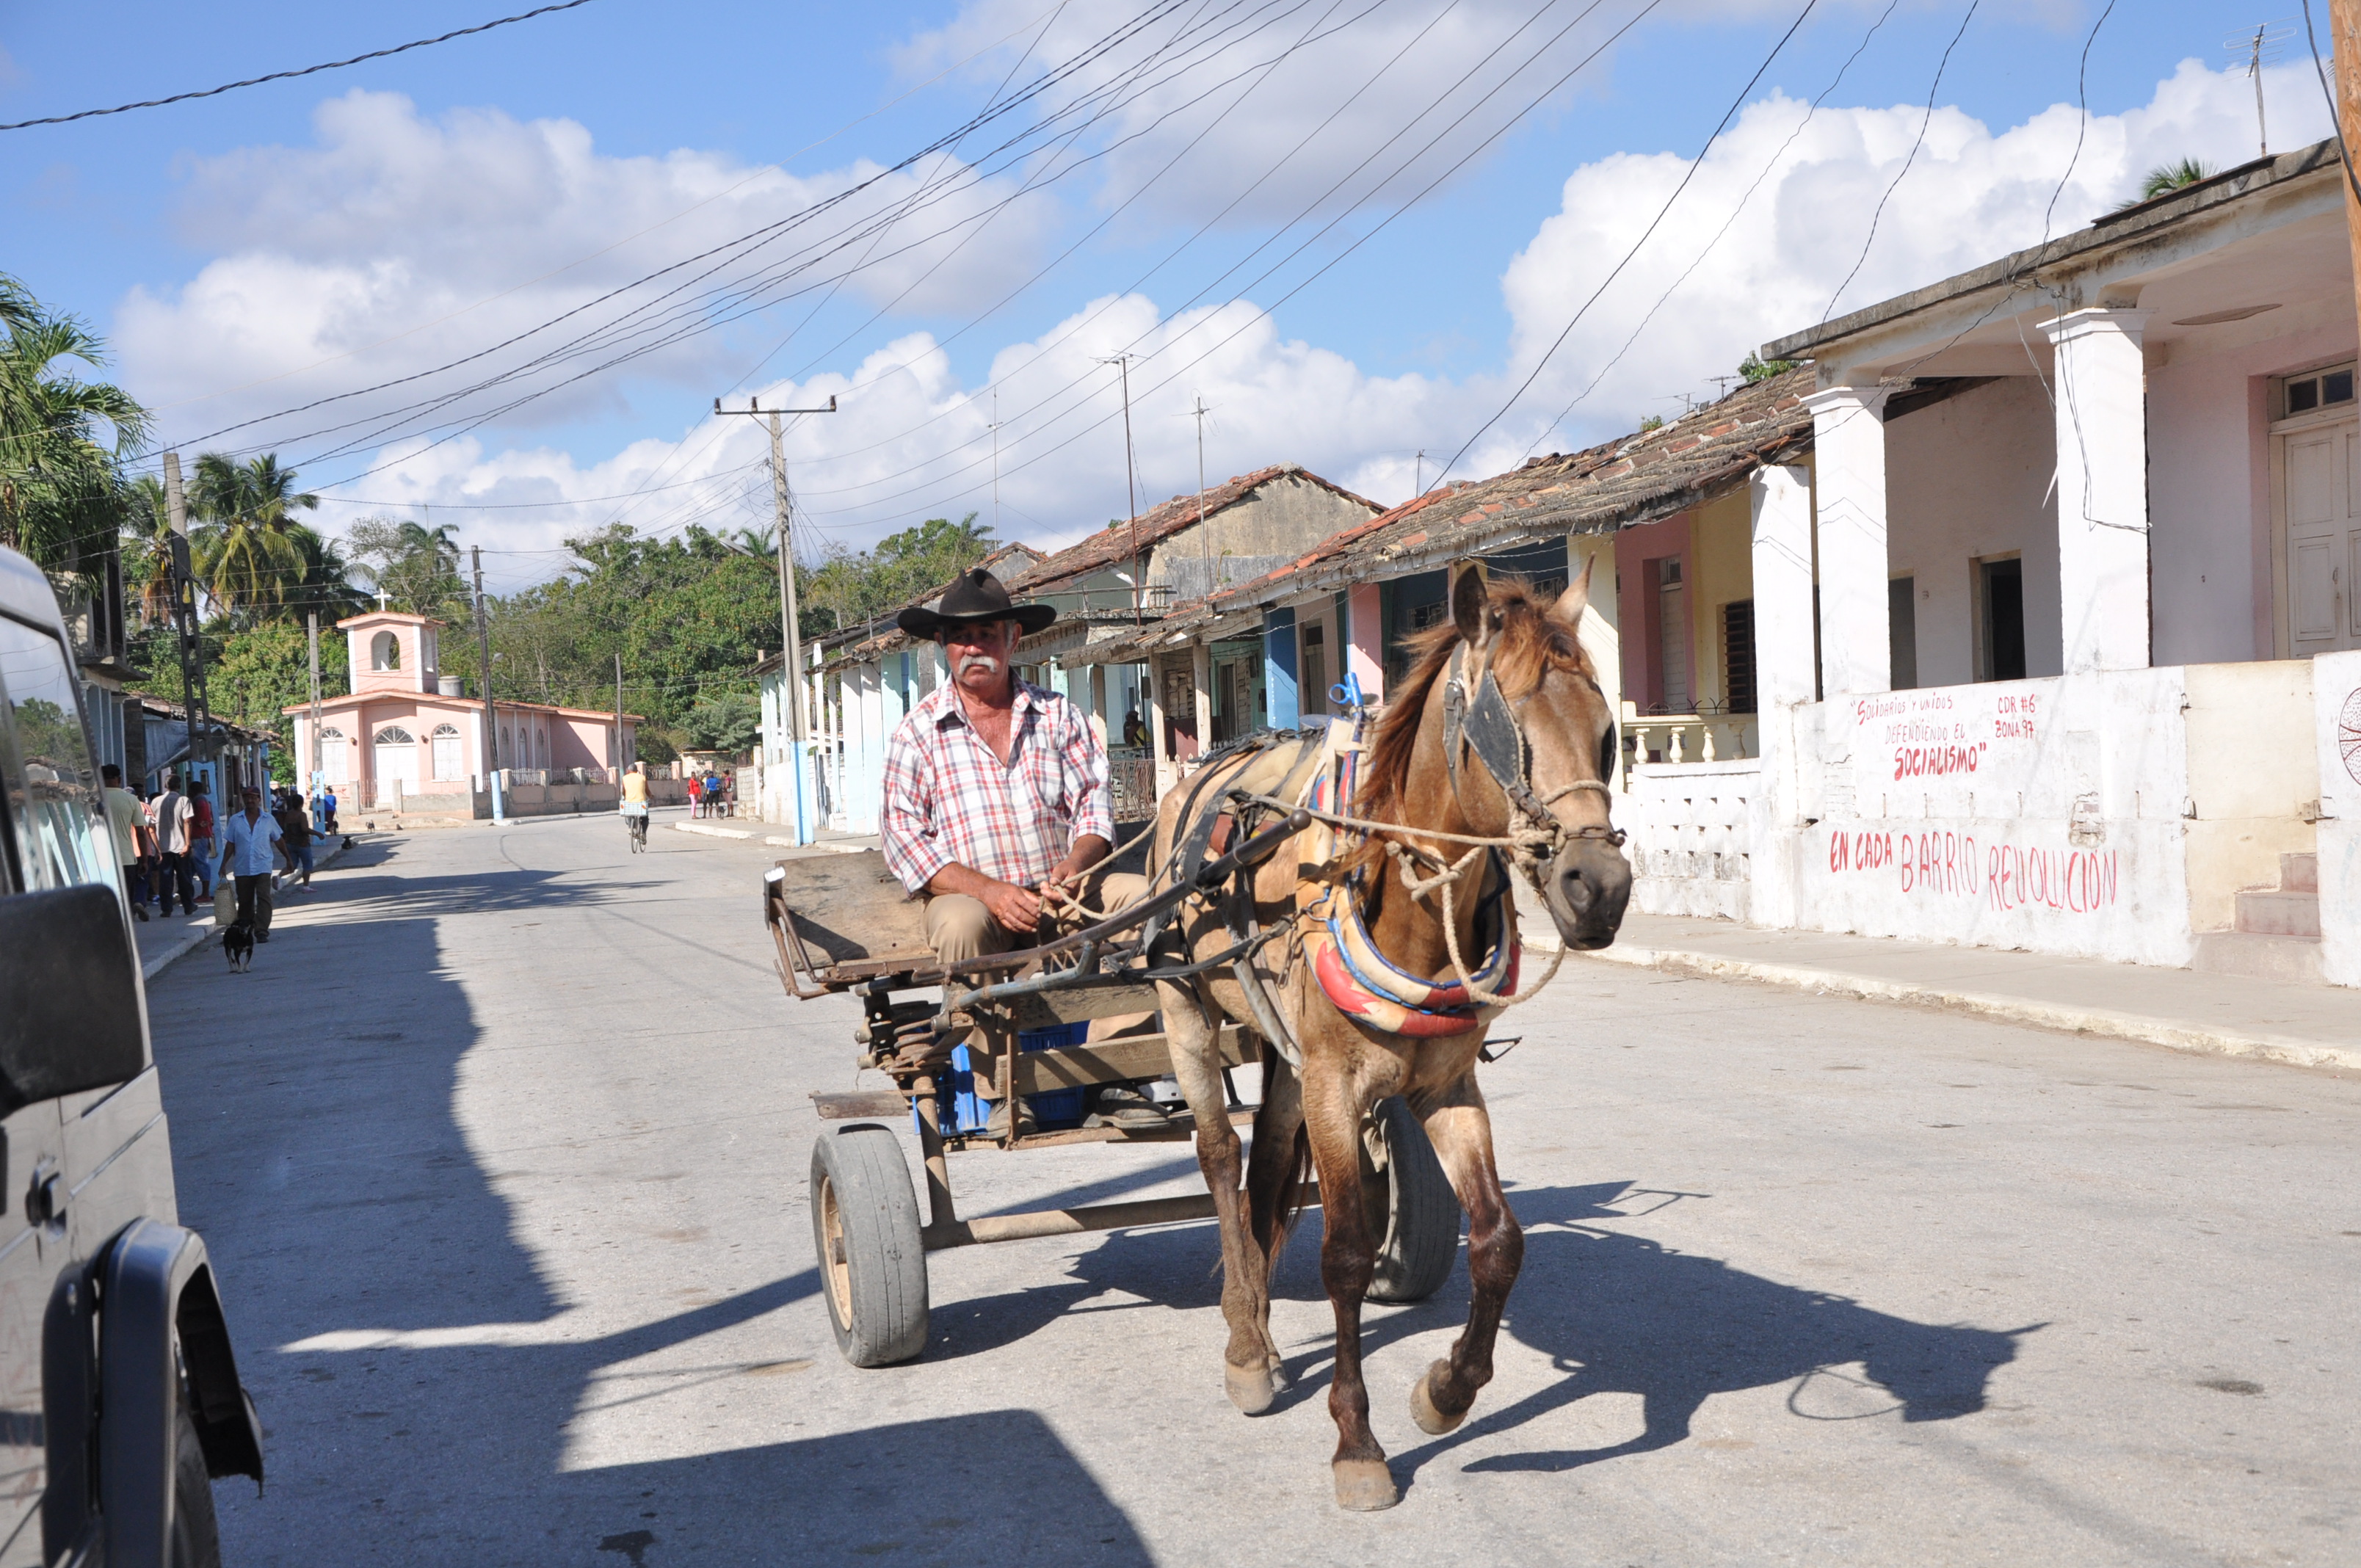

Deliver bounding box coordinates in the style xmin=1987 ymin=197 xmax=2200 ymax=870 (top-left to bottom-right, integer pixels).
xmin=2040 ymin=307 xmax=2153 ymax=673
xmin=1566 ymin=532 xmax=1622 ymax=788
xmin=1191 ymin=642 xmax=1214 ymax=753
xmin=1750 ymin=465 xmax=1818 ymax=709
xmin=1749 ymin=462 xmax=1821 ymax=932
xmin=1144 ymin=653 xmax=1172 ymax=798
xmin=1089 ymin=664 xmax=1109 ymax=747
xmin=1802 ymin=385 xmax=1893 ymax=697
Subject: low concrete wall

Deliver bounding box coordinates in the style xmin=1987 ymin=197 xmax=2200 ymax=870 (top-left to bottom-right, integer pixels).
xmin=1626 ymin=758 xmax=1757 ymax=921
xmin=2183 ymin=660 xmax=2316 ymax=932
xmin=2315 ymin=650 xmax=2361 ymax=988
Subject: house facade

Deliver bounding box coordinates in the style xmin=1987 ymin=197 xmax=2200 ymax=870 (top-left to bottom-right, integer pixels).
xmin=283 ymin=609 xmax=638 ymax=814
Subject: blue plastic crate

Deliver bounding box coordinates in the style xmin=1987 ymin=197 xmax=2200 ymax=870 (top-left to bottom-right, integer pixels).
xmin=916 ymin=1021 xmax=1091 ymax=1136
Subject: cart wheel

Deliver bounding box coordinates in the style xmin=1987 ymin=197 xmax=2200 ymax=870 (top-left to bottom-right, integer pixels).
xmin=1364 ymin=1097 xmax=1461 ymax=1303
xmin=809 ymin=1124 xmax=929 ymax=1365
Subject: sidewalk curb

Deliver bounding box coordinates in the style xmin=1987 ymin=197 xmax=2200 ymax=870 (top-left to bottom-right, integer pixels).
xmin=1578 ymin=943 xmax=2361 ymax=1074
xmin=140 ymin=836 xmax=357 ymax=984
xmin=670 ymin=820 xmax=874 ymax=853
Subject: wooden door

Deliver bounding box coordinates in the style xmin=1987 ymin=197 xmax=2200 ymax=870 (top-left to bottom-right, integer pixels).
xmin=2285 ymin=419 xmax=2361 ymax=656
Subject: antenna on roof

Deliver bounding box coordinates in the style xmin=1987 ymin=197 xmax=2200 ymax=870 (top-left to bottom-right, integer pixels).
xmin=2227 ymin=21 xmax=2292 ymax=157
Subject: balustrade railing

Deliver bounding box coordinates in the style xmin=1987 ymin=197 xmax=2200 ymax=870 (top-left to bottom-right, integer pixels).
xmin=1620 ymin=705 xmax=1757 ymax=786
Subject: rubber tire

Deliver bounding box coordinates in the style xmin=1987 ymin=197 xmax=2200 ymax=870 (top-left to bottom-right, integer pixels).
xmin=171 ymin=1379 xmax=222 ymax=1568
xmin=1364 ymin=1097 xmax=1461 ymax=1303
xmin=810 ymin=1125 xmax=930 ymax=1366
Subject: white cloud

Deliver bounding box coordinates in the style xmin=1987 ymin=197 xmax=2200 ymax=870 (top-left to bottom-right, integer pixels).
xmin=119 ymin=90 xmax=1058 ymax=449
xmin=133 ymin=57 xmax=2332 ymax=585
xmin=1494 ymin=58 xmax=2335 ymax=457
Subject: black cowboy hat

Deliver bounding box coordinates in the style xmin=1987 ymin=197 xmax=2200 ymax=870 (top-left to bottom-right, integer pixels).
xmin=896 ymin=567 xmax=1057 ymax=638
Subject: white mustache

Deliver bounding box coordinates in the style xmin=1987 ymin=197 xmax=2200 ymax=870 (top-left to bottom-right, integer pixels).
xmin=954 ymin=653 xmax=1002 ymax=675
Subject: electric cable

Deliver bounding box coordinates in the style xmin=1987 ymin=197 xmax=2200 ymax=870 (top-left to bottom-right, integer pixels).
xmin=0 ymin=0 xmax=603 ymax=132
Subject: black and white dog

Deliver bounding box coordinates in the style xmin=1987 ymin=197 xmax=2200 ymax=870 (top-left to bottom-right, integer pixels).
xmin=222 ymin=920 xmax=254 ymax=972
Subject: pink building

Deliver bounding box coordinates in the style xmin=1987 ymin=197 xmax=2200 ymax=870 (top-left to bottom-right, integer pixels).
xmin=283 ymin=610 xmax=639 ymax=807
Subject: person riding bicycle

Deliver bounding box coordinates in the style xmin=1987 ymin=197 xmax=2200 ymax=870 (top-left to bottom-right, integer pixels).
xmin=620 ymin=762 xmax=651 ymax=848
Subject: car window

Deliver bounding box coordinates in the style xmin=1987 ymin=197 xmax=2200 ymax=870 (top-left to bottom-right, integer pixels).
xmin=0 ymin=613 xmax=111 ymax=893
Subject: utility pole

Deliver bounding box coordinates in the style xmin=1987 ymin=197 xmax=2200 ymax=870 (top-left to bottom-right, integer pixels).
xmin=1192 ymin=395 xmax=1213 ymax=598
xmin=613 ymin=653 xmax=625 ymax=775
xmin=162 ymin=451 xmax=210 ymax=795
xmin=1099 ymin=354 xmax=1142 ymax=623
xmin=1414 ymin=449 xmax=1427 ymax=498
xmin=2335 ymin=2 xmax=2361 ymax=339
xmin=717 ymin=391 xmax=838 ymax=841
xmin=307 ymin=611 xmax=322 ymax=799
xmin=473 ymin=545 xmax=506 ymax=824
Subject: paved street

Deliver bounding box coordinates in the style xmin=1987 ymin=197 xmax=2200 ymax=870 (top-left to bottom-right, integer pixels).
xmin=144 ymin=812 xmax=2360 ymax=1567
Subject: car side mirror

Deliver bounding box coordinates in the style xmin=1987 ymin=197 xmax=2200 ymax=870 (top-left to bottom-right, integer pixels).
xmin=0 ymin=885 xmax=149 ymax=1118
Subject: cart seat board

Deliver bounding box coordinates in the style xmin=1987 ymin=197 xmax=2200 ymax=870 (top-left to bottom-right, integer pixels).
xmin=1006 ymin=1026 xmax=1250 ymax=1095
xmin=769 ymin=852 xmax=933 ymax=970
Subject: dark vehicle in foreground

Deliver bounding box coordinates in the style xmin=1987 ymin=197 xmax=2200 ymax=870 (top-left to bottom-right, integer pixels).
xmin=0 ymin=545 xmax=261 ymax=1566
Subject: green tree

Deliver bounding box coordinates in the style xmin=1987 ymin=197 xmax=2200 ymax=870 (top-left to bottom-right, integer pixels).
xmin=189 ymin=452 xmax=319 ymax=618
xmin=348 ymin=516 xmax=465 ymax=616
xmin=0 ymin=277 xmax=150 ymax=574
xmin=1739 ymin=351 xmax=1796 ymax=385
xmin=2139 ymin=157 xmax=2214 ymax=200
xmin=683 ymin=691 xmax=760 ymax=755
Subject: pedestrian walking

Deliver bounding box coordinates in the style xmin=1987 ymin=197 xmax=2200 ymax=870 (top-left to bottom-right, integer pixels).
xmin=278 ymin=795 xmax=316 ymax=886
xmin=188 ymin=780 xmax=217 ymax=900
xmin=220 ymin=785 xmax=284 ymax=942
xmin=151 ymin=772 xmax=197 ymax=916
xmin=99 ymin=765 xmax=155 ymax=920
xmin=322 ymin=785 xmax=340 ymax=835
xmin=686 ymin=774 xmax=703 ymax=819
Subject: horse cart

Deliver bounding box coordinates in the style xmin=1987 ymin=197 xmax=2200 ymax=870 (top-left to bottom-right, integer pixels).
xmin=762 ymin=822 xmax=1466 ymax=1368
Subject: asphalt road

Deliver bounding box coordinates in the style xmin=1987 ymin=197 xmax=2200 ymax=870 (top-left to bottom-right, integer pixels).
xmin=142 ymin=810 xmax=2361 ymax=1567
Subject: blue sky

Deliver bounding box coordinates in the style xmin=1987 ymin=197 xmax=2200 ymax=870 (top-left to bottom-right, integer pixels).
xmin=0 ymin=1 xmax=2332 ymax=586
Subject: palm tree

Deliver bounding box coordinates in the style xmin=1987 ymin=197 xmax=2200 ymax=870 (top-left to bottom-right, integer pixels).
xmin=0 ymin=289 xmax=150 ymax=573
xmin=121 ymin=473 xmax=178 ymax=629
xmin=189 ymin=452 xmax=318 ymax=618
xmin=2137 ymin=158 xmax=2215 ymax=202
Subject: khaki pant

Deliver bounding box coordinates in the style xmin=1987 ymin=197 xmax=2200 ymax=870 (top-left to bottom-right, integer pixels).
xmin=922 ymin=871 xmax=1151 ymax=966
xmin=926 ymin=870 xmax=1151 ymax=1098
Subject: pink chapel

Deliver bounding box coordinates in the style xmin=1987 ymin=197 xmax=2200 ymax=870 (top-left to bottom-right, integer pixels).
xmin=282 ymin=610 xmax=639 ymax=807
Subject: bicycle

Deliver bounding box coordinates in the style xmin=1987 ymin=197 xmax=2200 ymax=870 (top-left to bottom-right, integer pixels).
xmin=624 ymin=807 xmax=649 ymax=853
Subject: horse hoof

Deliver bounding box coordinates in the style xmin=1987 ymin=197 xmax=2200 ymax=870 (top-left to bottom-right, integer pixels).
xmin=1332 ymin=1458 xmax=1399 ymax=1511
xmin=1225 ymin=1360 xmax=1276 ymax=1415
xmin=1410 ymin=1359 xmax=1468 ymax=1437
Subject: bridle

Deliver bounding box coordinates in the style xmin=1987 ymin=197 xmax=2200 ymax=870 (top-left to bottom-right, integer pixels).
xmin=1439 ymin=641 xmax=1626 ymax=877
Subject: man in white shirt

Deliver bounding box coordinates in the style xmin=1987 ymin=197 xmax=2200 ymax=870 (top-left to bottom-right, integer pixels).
xmin=220 ymin=785 xmax=286 ymax=942
xmin=151 ymin=774 xmax=196 ymax=917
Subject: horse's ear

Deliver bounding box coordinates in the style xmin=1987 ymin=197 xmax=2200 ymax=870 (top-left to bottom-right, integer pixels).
xmin=1449 ymin=557 xmax=1492 ymax=649
xmin=1550 ymin=553 xmax=1594 ymax=629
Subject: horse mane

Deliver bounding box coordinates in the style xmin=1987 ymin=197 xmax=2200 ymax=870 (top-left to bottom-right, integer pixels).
xmin=1348 ymin=577 xmax=1593 ymax=871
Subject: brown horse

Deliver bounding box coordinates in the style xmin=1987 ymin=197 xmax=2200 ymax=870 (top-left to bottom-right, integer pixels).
xmin=1147 ymin=559 xmax=1631 ymax=1509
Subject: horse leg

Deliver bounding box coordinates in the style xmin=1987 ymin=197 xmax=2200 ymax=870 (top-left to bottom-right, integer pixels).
xmin=1240 ymin=1050 xmax=1307 ymax=1392
xmin=1407 ymin=1076 xmax=1523 ymax=1437
xmin=1303 ymin=1062 xmax=1396 ymax=1510
xmin=1157 ymin=979 xmax=1273 ymax=1415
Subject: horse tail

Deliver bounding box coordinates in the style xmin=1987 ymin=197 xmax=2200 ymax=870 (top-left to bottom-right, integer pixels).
xmin=1261 ymin=1037 xmax=1316 ymax=1263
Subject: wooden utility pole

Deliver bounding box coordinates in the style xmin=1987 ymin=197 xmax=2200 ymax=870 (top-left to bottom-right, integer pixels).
xmin=613 ymin=653 xmax=624 ymax=774
xmin=716 ymin=392 xmax=837 ymax=840
xmin=162 ymin=451 xmax=207 ymax=791
xmin=2335 ymin=1 xmax=2361 ymax=334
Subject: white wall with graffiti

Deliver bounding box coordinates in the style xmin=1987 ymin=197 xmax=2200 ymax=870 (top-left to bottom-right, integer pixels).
xmin=1755 ymin=671 xmax=2197 ymax=967
xmin=2316 ymin=650 xmax=2361 ymax=988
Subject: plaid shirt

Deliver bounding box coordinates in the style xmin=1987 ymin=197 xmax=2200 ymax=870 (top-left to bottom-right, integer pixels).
xmin=881 ymin=677 xmax=1114 ymax=894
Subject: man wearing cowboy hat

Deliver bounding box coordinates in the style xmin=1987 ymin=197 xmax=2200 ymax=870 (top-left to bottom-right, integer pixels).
xmin=880 ymin=567 xmax=1158 ymax=1133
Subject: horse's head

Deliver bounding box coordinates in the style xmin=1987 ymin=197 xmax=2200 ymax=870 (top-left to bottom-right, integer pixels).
xmin=1437 ymin=556 xmax=1632 ymax=950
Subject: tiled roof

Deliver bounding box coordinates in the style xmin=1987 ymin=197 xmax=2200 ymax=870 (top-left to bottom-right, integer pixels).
xmin=1091 ymin=366 xmax=1815 ymax=658
xmin=1004 ymin=462 xmax=1381 ymax=596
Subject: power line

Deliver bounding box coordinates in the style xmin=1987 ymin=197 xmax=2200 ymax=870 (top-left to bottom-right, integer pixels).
xmin=0 ymin=0 xmax=603 ymax=133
